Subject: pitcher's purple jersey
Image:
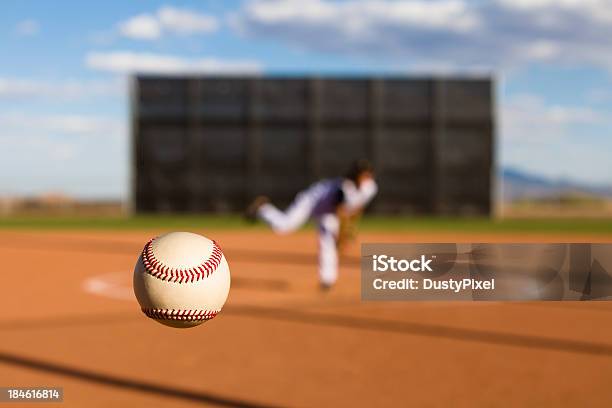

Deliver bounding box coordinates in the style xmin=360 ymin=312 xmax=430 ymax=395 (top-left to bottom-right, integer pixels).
xmin=305 ymin=177 xmax=378 ymax=217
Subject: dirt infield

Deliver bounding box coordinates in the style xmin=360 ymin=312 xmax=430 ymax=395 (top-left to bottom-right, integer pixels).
xmin=1 ymin=228 xmax=612 ymax=407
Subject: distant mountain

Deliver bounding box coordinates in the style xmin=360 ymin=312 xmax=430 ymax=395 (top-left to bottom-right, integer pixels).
xmin=501 ymin=167 xmax=612 ymax=202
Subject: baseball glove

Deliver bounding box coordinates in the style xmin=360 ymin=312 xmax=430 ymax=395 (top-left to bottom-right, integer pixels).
xmin=337 ymin=210 xmax=362 ymax=251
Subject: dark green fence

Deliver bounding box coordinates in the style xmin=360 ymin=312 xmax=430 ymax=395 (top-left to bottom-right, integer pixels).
xmin=132 ymin=76 xmax=494 ymax=215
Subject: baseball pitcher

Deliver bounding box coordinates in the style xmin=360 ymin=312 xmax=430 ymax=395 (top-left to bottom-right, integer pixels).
xmin=246 ymin=159 xmax=378 ymax=289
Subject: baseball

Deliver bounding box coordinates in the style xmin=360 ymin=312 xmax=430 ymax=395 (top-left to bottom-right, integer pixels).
xmin=133 ymin=231 xmax=231 ymax=328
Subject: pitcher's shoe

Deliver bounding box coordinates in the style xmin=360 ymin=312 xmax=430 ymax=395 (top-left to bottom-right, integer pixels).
xmin=319 ymin=281 xmax=334 ymax=292
xmin=245 ymin=195 xmax=269 ymax=222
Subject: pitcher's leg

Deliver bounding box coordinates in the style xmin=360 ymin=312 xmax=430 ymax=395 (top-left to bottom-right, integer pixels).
xmin=318 ymin=214 xmax=339 ymax=288
xmin=258 ymin=191 xmax=314 ymax=234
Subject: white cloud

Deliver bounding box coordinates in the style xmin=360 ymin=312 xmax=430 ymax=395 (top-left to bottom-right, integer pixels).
xmin=85 ymin=51 xmax=262 ymax=74
xmin=230 ymin=0 xmax=612 ymax=72
xmin=118 ymin=6 xmax=218 ymax=40
xmin=14 ymin=19 xmax=39 ymax=36
xmin=0 ymin=77 xmax=122 ymax=100
xmin=501 ymin=94 xmax=603 ymax=144
xmin=237 ymin=0 xmax=478 ymax=33
xmin=521 ymin=40 xmax=561 ymax=61
xmin=119 ymin=14 xmax=161 ymax=40
xmin=157 ymin=6 xmax=219 ymax=34
xmin=497 ymin=0 xmax=612 ymax=24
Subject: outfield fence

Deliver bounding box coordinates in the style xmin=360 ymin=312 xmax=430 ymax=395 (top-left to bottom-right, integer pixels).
xmin=131 ymin=76 xmax=494 ymax=215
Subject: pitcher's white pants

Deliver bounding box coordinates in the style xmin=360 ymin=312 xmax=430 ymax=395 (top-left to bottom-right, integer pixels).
xmin=316 ymin=214 xmax=339 ymax=286
xmin=258 ymin=195 xmax=339 ymax=286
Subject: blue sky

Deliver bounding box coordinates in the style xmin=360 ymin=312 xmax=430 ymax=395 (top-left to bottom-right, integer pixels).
xmin=1 ymin=0 xmax=611 ymax=199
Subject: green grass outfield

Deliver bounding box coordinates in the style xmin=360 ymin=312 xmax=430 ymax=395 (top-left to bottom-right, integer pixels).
xmin=1 ymin=215 xmax=612 ymax=235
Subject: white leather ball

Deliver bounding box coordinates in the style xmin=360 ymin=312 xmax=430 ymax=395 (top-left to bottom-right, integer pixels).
xmin=133 ymin=232 xmax=231 ymax=328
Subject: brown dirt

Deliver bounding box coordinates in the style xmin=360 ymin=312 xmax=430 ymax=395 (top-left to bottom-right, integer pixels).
xmin=1 ymin=229 xmax=612 ymax=407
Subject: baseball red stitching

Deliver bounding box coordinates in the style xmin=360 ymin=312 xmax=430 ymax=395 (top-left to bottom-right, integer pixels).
xmin=141 ymin=238 xmax=223 ymax=283
xmin=142 ymin=308 xmax=219 ymax=321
